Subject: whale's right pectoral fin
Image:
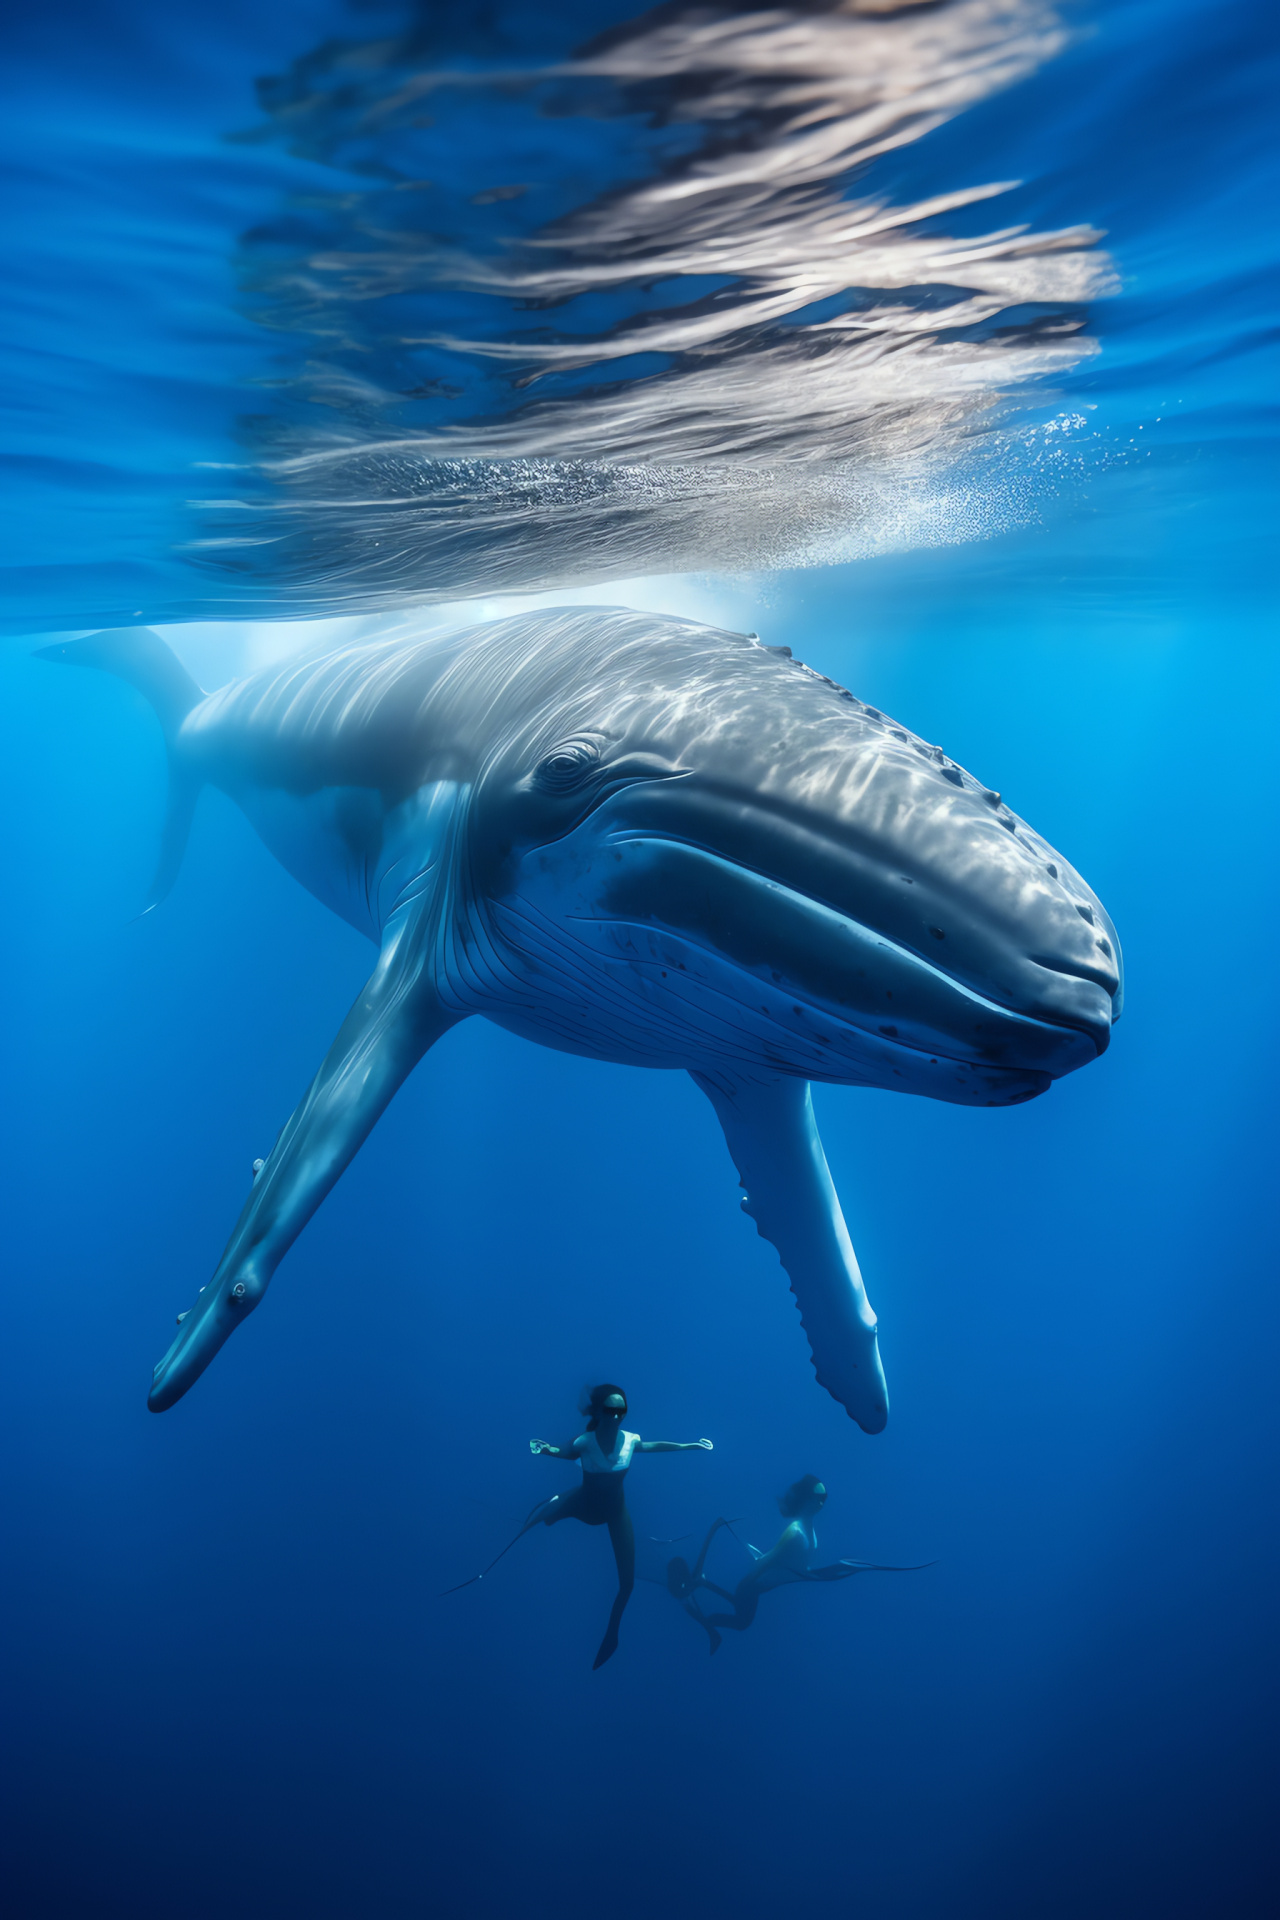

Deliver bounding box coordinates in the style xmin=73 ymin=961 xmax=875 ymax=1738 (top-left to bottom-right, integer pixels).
xmin=149 ymin=880 xmax=463 ymax=1412
xmin=691 ymin=1070 xmax=889 ymax=1435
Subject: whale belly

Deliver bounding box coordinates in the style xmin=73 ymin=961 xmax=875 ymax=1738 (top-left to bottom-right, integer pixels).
xmin=236 ymin=785 xmax=386 ymax=939
xmin=474 ymin=896 xmax=1048 ymax=1106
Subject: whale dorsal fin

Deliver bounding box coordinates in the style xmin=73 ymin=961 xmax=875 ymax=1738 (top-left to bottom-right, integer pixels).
xmin=37 ymin=627 xmax=206 ymax=910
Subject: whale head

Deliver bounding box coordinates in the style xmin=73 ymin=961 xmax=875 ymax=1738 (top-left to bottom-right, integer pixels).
xmin=453 ymin=613 xmax=1121 ymax=1105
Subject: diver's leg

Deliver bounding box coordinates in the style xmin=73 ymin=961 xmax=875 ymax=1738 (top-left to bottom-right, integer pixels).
xmin=701 ymin=1577 xmax=761 ymax=1635
xmin=533 ymin=1485 xmax=589 ymax=1529
xmin=669 ymin=1516 xmax=729 ymax=1599
xmin=669 ymin=1524 xmax=730 ymax=1651
xmin=669 ymin=1564 xmax=735 ymax=1602
xmin=690 ymin=1517 xmax=733 ymax=1584
xmin=683 ymin=1600 xmax=722 ymax=1656
xmin=441 ymin=1482 xmax=579 ymax=1589
xmin=593 ymin=1507 xmax=636 ymax=1670
xmin=439 ymin=1484 xmax=589 ymax=1596
xmin=693 ymin=1578 xmax=737 ymax=1604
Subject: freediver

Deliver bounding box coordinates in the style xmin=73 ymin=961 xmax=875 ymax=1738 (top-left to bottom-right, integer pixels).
xmin=668 ymin=1474 xmax=930 ymax=1653
xmin=445 ymin=1385 xmax=713 ymax=1669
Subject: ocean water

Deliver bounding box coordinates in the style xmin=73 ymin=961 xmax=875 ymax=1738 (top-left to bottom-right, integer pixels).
xmin=1 ymin=3 xmax=1277 ymax=1917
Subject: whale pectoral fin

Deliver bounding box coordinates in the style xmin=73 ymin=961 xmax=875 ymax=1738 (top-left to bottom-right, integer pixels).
xmin=149 ymin=891 xmax=461 ymax=1412
xmin=691 ymin=1070 xmax=888 ymax=1435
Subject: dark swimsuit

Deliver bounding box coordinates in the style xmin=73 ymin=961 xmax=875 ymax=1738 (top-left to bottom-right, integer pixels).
xmin=546 ymin=1469 xmax=628 ymax=1526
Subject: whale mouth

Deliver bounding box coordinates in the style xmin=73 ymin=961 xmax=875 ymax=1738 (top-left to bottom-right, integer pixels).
xmin=575 ymin=774 xmax=1120 ymax=1035
xmin=588 ymin=832 xmax=1112 ymax=1080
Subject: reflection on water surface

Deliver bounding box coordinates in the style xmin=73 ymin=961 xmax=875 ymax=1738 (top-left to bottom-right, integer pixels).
xmin=199 ymin=0 xmax=1114 ymax=607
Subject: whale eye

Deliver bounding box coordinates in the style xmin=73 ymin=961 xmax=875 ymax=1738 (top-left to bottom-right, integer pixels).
xmin=536 ymin=737 xmax=601 ymax=792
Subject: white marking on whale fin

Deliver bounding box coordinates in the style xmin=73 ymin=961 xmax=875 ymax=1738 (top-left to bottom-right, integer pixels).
xmin=691 ymin=1069 xmax=888 ymax=1435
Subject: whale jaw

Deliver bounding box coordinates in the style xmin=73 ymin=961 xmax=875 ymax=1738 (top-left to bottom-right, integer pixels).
xmin=494 ymin=818 xmax=1110 ymax=1096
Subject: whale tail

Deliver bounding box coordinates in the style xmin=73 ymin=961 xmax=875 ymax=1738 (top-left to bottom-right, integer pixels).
xmin=36 ymin=627 xmax=205 ymax=912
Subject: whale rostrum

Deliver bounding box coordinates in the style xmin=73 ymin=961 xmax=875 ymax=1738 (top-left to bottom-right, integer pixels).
xmin=40 ymin=610 xmax=1122 ymax=1430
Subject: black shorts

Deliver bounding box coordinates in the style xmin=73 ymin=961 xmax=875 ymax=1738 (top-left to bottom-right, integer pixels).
xmin=549 ymin=1470 xmax=628 ymax=1527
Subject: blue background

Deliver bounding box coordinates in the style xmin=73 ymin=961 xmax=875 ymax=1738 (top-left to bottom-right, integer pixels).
xmin=1 ymin=2 xmax=1277 ymax=1916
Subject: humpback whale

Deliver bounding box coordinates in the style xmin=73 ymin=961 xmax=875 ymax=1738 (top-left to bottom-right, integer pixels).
xmin=40 ymin=611 xmax=1121 ymax=1430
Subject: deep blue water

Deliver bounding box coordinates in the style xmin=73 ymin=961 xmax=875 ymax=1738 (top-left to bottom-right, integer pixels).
xmin=2 ymin=4 xmax=1278 ymax=1917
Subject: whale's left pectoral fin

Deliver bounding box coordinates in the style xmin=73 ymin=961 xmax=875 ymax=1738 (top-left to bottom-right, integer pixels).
xmin=149 ymin=887 xmax=462 ymax=1412
xmin=691 ymin=1070 xmax=889 ymax=1435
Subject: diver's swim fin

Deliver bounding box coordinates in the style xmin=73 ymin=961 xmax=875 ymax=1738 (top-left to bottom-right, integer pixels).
xmin=439 ymin=1494 xmax=553 ymax=1597
xmin=805 ymin=1559 xmax=938 ymax=1581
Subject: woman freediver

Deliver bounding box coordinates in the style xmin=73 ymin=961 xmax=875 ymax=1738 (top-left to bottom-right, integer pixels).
xmin=668 ymin=1474 xmax=931 ymax=1653
xmin=445 ymin=1385 xmax=713 ymax=1669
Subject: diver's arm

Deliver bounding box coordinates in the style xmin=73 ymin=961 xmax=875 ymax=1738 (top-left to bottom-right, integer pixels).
xmin=530 ymin=1440 xmax=581 ymax=1460
xmin=636 ymin=1439 xmax=714 ymax=1452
